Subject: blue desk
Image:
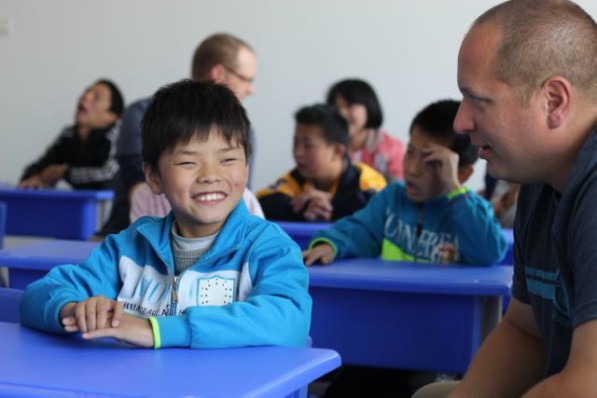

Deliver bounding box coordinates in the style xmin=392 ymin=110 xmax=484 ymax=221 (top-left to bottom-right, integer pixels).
xmin=0 ymin=186 xmax=113 ymax=240
xmin=0 ymin=240 xmax=98 ymax=289
xmin=0 ymin=322 xmax=340 ymax=398
xmin=308 ymin=259 xmax=513 ymax=373
xmin=274 ymin=221 xmax=330 ymax=249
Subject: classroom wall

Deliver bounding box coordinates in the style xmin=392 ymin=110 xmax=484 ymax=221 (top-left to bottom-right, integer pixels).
xmin=1 ymin=0 xmax=595 ymax=192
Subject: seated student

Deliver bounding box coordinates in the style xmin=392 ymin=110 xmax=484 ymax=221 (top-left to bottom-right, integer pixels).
xmin=257 ymin=103 xmax=387 ymax=222
xmin=327 ymin=79 xmax=406 ymax=181
xmin=304 ymin=99 xmax=508 ymax=398
xmin=18 ymin=79 xmax=124 ymax=190
xmin=19 ymin=80 xmax=311 ymax=349
xmin=129 ymin=183 xmax=264 ymax=222
xmin=304 ymin=99 xmax=508 ymax=267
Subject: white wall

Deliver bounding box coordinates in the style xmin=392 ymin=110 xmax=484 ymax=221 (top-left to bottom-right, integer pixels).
xmin=1 ymin=0 xmax=595 ymax=192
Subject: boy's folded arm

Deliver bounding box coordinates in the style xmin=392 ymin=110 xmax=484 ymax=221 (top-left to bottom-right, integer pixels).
xmin=20 ymin=235 xmax=125 ymax=333
xmin=448 ymin=190 xmax=509 ymax=266
xmin=155 ymin=238 xmax=312 ymax=349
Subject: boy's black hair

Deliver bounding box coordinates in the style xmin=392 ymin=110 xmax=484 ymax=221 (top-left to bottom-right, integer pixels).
xmin=325 ymin=79 xmax=383 ymax=129
xmin=142 ymin=79 xmax=251 ymax=172
xmin=294 ymin=104 xmax=349 ymax=149
xmin=409 ymin=99 xmax=478 ymax=167
xmin=96 ymin=79 xmax=125 ymax=117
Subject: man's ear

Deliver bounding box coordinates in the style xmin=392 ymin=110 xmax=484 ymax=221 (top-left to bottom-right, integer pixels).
xmin=209 ymin=64 xmax=227 ymax=84
xmin=543 ymin=76 xmax=572 ymax=129
xmin=457 ymin=165 xmax=474 ymax=184
xmin=143 ymin=162 xmax=163 ymax=194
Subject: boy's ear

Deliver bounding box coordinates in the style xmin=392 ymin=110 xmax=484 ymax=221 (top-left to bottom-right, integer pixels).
xmin=333 ymin=143 xmax=347 ymax=160
xmin=143 ymin=162 xmax=164 ymax=194
xmin=457 ymin=165 xmax=474 ymax=184
xmin=543 ymin=76 xmax=571 ymax=129
xmin=105 ymin=112 xmax=118 ymax=125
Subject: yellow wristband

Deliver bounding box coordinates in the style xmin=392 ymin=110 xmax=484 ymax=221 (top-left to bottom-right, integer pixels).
xmin=148 ymin=317 xmax=161 ymax=349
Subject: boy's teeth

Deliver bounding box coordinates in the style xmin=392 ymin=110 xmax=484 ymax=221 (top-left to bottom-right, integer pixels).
xmin=197 ymin=193 xmax=225 ymax=201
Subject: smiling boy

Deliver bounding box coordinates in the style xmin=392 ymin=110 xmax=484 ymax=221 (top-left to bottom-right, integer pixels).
xmin=303 ymin=99 xmax=507 ymax=266
xmin=20 ymin=80 xmax=311 ymax=349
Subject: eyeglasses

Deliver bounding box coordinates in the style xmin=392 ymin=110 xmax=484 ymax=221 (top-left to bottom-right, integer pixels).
xmin=224 ymin=66 xmax=254 ymax=84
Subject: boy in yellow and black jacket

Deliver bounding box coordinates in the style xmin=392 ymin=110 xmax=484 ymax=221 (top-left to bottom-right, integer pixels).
xmin=257 ymin=104 xmax=386 ymax=222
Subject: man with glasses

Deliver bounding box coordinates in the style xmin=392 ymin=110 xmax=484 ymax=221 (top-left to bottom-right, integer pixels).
xmin=97 ymin=33 xmax=257 ymax=237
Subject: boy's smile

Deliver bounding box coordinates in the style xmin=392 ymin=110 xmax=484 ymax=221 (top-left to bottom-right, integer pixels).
xmin=145 ymin=130 xmax=248 ymax=238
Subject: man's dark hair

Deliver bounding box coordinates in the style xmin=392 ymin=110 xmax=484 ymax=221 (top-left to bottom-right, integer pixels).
xmin=142 ymin=79 xmax=251 ymax=172
xmin=326 ymin=79 xmax=383 ymax=129
xmin=410 ymin=99 xmax=478 ymax=167
xmin=294 ymin=104 xmax=349 ymax=149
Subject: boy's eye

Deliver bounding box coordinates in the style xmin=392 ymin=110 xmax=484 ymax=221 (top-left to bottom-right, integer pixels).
xmin=175 ymin=161 xmax=196 ymax=166
xmin=222 ymin=157 xmax=238 ymax=163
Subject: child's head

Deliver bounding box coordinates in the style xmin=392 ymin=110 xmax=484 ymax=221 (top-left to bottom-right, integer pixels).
xmin=404 ymin=99 xmax=477 ymax=203
xmin=293 ymin=104 xmax=349 ymax=187
xmin=74 ymin=79 xmax=124 ymax=130
xmin=326 ymin=79 xmax=383 ymax=140
xmin=142 ymin=79 xmax=251 ymax=237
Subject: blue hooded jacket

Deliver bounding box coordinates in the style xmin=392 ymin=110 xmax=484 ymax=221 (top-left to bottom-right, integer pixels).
xmin=20 ymin=201 xmax=312 ymax=348
xmin=311 ymin=182 xmax=508 ymax=265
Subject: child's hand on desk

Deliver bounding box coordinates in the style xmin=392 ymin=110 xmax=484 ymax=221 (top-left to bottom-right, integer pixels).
xmin=60 ymin=297 xmax=154 ymax=347
xmin=302 ymin=243 xmax=335 ymax=266
xmin=18 ymin=175 xmax=46 ymax=189
xmin=292 ymin=188 xmax=333 ymax=221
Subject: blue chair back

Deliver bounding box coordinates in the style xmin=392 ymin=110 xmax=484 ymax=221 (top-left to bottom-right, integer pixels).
xmin=0 ymin=288 xmax=23 ymax=323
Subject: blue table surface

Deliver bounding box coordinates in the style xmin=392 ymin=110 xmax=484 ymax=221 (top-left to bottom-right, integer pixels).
xmin=0 ymin=322 xmax=340 ymax=398
xmin=0 ymin=240 xmax=98 ymax=270
xmin=0 ymin=186 xmax=113 ymax=200
xmin=0 ymin=241 xmax=512 ymax=296
xmin=309 ymin=258 xmax=513 ymax=296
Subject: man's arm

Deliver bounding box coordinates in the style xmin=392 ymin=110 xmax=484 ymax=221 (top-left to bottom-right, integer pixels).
xmin=522 ymin=318 xmax=597 ymax=397
xmin=450 ymin=298 xmax=546 ymax=398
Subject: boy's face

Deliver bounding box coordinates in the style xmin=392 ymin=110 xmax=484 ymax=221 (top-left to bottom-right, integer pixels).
xmin=145 ymin=130 xmax=248 ymax=238
xmin=75 ymin=82 xmax=117 ymax=130
xmin=403 ymin=126 xmax=451 ymax=203
xmin=293 ymin=123 xmax=343 ymax=184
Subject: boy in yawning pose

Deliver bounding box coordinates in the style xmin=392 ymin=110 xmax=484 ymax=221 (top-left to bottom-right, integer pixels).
xmin=20 ymin=80 xmax=312 ymax=349
xmin=19 ymin=79 xmax=124 ymax=190
xmin=303 ymin=99 xmax=507 ymax=266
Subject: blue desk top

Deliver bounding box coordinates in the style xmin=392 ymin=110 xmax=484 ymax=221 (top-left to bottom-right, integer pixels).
xmin=0 ymin=186 xmax=113 ymax=200
xmin=0 ymin=240 xmax=98 ymax=270
xmin=0 ymin=322 xmax=340 ymax=398
xmin=309 ymin=258 xmax=513 ymax=296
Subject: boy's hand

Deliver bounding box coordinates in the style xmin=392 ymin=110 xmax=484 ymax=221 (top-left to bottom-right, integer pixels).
xmin=60 ymin=298 xmax=154 ymax=348
xmin=40 ymin=164 xmax=67 ymax=186
xmin=80 ymin=314 xmax=154 ymax=348
xmin=302 ymin=243 xmax=336 ymax=266
xmin=422 ymin=144 xmax=461 ymax=192
xmin=18 ymin=175 xmax=46 ymax=189
xmin=60 ymin=296 xmax=124 ymax=333
xmin=292 ymin=188 xmax=333 ymax=221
